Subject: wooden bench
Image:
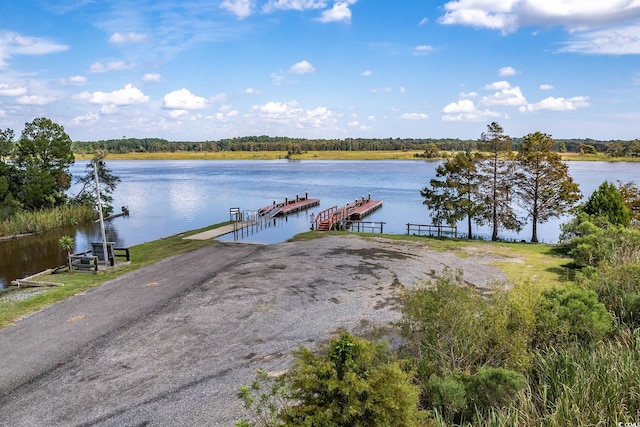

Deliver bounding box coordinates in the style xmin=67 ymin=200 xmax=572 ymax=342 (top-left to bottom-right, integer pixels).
xmin=70 ymin=255 xmax=98 ymax=272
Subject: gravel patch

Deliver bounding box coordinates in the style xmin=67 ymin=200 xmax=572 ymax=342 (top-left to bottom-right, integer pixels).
xmin=0 ymin=234 xmax=509 ymax=426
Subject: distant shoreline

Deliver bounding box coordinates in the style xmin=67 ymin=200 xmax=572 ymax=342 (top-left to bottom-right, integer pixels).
xmin=74 ymin=150 xmax=640 ymax=162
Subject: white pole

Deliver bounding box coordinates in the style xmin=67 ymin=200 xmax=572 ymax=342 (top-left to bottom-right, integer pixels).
xmin=94 ymin=162 xmax=108 ymax=266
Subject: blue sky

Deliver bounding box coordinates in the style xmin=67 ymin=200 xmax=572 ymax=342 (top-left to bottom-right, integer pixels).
xmin=1 ymin=0 xmax=640 ymax=141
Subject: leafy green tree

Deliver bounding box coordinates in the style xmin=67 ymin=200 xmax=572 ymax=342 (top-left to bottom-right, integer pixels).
xmin=477 ymin=122 xmax=522 ymax=241
xmin=16 ymin=166 xmax=57 ymax=209
xmin=423 ymin=142 xmax=439 ymax=158
xmin=72 ymin=151 xmax=121 ymax=216
xmin=14 ymin=117 xmax=74 ymax=206
xmin=0 ymin=127 xmax=14 ymax=162
xmin=514 ymin=132 xmax=581 ymax=242
xmin=421 ymin=152 xmax=483 ymax=239
xmin=616 ymin=180 xmax=640 ymax=227
xmin=582 ymin=181 xmax=631 ymax=227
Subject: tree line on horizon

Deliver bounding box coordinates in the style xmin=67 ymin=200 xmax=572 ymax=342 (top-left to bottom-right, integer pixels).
xmin=71 ymin=135 xmax=640 ymax=157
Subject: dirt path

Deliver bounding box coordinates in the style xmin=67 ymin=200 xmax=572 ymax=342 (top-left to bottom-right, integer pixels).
xmin=0 ymin=235 xmax=507 ymax=426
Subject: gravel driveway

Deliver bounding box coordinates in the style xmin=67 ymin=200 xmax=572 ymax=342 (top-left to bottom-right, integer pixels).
xmin=0 ymin=234 xmax=508 ymax=426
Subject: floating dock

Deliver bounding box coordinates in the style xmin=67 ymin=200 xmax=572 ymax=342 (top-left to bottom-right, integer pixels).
xmin=259 ymin=194 xmax=320 ymax=217
xmin=315 ymin=196 xmax=382 ymax=231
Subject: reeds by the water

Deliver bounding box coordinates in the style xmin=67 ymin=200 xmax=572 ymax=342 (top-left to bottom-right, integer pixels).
xmin=0 ymin=204 xmax=96 ymax=237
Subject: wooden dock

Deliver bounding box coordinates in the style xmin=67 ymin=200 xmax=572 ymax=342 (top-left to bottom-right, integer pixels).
xmin=259 ymin=194 xmax=319 ymax=217
xmin=314 ymin=196 xmax=382 ymax=231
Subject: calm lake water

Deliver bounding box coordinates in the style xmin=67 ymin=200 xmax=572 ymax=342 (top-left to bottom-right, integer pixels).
xmin=2 ymin=160 xmax=639 ymax=288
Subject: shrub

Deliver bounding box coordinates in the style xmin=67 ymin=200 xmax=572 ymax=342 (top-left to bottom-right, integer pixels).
xmin=533 ymin=285 xmax=611 ymax=348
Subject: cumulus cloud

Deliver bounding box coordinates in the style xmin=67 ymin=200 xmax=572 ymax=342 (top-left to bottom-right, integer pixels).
xmin=361 ymin=70 xmax=373 ymax=76
xmin=245 ymin=87 xmax=262 ymax=95
xmin=109 ymin=32 xmax=147 ymax=43
xmin=441 ymin=99 xmax=502 ymax=121
xmin=67 ymin=75 xmax=87 ymax=84
xmin=413 ymin=45 xmax=434 ymax=55
xmin=16 ymin=94 xmax=56 ymax=105
xmin=0 ymin=31 xmax=68 ymax=68
xmin=370 ymin=87 xmax=393 ymax=94
xmin=418 ymin=17 xmax=429 ymax=26
xmin=498 ymin=66 xmax=517 ymax=76
xmin=76 ymin=84 xmax=149 ymax=108
xmin=250 ymin=100 xmax=336 ymax=128
xmin=484 ymin=80 xmax=512 ymax=90
xmin=221 ymin=0 xmax=254 ymax=18
xmin=520 ymin=96 xmax=591 ymax=112
xmin=481 ymin=86 xmax=527 ymax=106
xmin=317 ymin=1 xmax=355 ymax=23
xmin=89 ymin=61 xmax=135 ymax=73
xmin=438 ymin=1 xmax=640 ymax=53
xmin=163 ymin=88 xmax=209 ymax=109
xmin=0 ymin=83 xmax=28 ymax=96
xmin=70 ymin=112 xmax=99 ymax=125
xmin=289 ymin=60 xmax=315 ymax=74
xmin=401 ymin=112 xmax=429 ymax=120
xmin=540 ymin=84 xmax=553 ymax=90
xmin=143 ymin=73 xmax=161 ymax=82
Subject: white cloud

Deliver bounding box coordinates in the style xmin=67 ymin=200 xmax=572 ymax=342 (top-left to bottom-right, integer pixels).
xmin=481 ymin=86 xmax=527 ymax=106
xmin=418 ymin=17 xmax=429 ymax=26
xmin=0 ymin=31 xmax=68 ymax=68
xmin=443 ymin=99 xmax=475 ymax=114
xmin=484 ymin=80 xmax=512 ymax=90
xmin=401 ymin=112 xmax=429 ymax=120
xmin=289 ymin=60 xmax=315 ymax=74
xmin=540 ymin=84 xmax=554 ymax=90
xmin=143 ymin=73 xmax=161 ymax=82
xmin=69 ymin=75 xmax=87 ymax=84
xmin=0 ymin=83 xmax=27 ymax=96
xmin=245 ymin=87 xmax=263 ymax=95
xmin=221 ymin=0 xmax=254 ymax=18
xmin=249 ymin=100 xmax=336 ymax=128
xmin=89 ymin=61 xmax=135 ymax=73
xmin=459 ymin=91 xmax=478 ymax=98
xmin=559 ymin=25 xmax=640 ymax=55
xmin=441 ymin=99 xmax=503 ymax=121
xmin=520 ymin=96 xmax=591 ymax=112
xmin=163 ymin=88 xmax=209 ymax=109
xmin=263 ymin=0 xmax=327 ymax=13
xmin=361 ymin=70 xmax=373 ymax=76
xmin=498 ymin=66 xmax=516 ymax=76
xmin=70 ymin=113 xmax=99 ymax=125
xmin=78 ymin=83 xmax=149 ymax=107
xmin=413 ymin=45 xmax=434 ymax=55
xmin=438 ymin=1 xmax=640 ymax=54
xmin=399 ymin=86 xmax=406 ymax=93
xmin=348 ymin=120 xmax=360 ymax=127
xmin=109 ymin=32 xmax=147 ymax=43
xmin=16 ymin=94 xmax=56 ymax=105
xmin=317 ymin=1 xmax=354 ymax=23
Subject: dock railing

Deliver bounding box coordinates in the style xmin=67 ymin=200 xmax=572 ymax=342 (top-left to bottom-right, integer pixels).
xmin=406 ymin=223 xmax=457 ymax=238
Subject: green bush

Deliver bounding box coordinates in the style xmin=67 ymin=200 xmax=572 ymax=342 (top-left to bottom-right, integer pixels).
xmin=533 ymin=285 xmax=611 ymax=348
xmin=237 ymin=331 xmax=424 ymax=427
xmin=578 ymin=263 xmax=640 ymax=327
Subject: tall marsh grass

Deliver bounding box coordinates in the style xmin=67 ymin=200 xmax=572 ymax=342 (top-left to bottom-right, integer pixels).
xmin=464 ymin=326 xmax=640 ymax=426
xmin=0 ymin=204 xmax=97 ymax=237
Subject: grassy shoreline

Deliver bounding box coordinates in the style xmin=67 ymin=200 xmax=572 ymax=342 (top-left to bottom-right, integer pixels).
xmin=0 ymin=227 xmax=572 ymax=330
xmin=74 ymin=150 xmax=640 ymax=162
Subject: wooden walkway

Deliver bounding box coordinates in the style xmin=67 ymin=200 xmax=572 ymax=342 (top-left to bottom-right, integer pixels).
xmin=185 ymin=222 xmax=255 ymax=240
xmin=314 ymin=197 xmax=382 ymax=231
